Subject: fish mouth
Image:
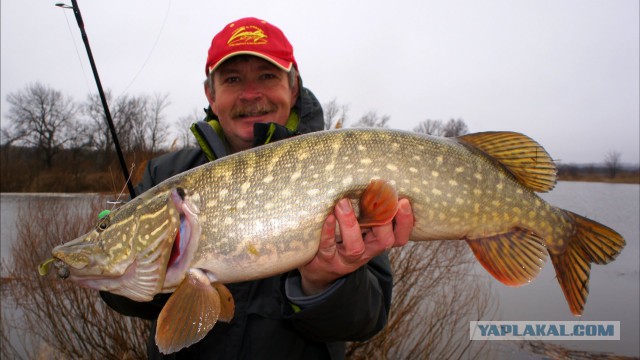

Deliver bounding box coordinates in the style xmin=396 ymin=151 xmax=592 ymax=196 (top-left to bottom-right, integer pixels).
xmin=54 ymin=229 xmax=176 ymax=300
xmin=48 ymin=240 xmax=165 ymax=297
xmin=38 ymin=257 xmax=70 ymax=279
xmin=162 ymin=188 xmax=201 ymax=290
xmin=49 ymin=239 xmax=108 ymax=277
xmin=41 ymin=189 xmax=185 ymax=301
xmin=165 ymin=189 xmax=188 ymax=270
xmin=40 ymin=187 xmax=197 ymax=300
xmin=167 ymin=201 xmax=190 ymax=270
xmin=40 ymin=251 xmax=146 ymax=294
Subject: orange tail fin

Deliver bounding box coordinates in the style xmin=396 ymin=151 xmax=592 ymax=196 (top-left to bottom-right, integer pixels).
xmin=550 ymin=211 xmax=625 ymax=316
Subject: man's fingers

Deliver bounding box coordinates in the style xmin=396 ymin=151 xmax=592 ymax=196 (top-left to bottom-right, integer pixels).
xmin=369 ymin=223 xmax=396 ymax=252
xmin=392 ymin=199 xmax=413 ymax=247
xmin=317 ymin=213 xmax=338 ymax=256
xmin=334 ymin=199 xmax=366 ymax=259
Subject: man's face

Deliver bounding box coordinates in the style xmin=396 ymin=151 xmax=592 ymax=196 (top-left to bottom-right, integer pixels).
xmin=206 ymin=56 xmax=298 ymax=153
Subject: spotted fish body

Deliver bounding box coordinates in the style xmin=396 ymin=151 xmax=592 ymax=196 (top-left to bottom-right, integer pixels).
xmin=180 ymin=129 xmax=561 ymax=278
xmin=46 ymin=128 xmax=625 ymax=354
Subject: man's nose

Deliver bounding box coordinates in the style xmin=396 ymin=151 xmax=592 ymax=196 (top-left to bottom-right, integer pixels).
xmin=239 ymin=81 xmax=262 ymax=101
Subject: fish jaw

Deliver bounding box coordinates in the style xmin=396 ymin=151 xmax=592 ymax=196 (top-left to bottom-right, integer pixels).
xmin=162 ymin=188 xmax=203 ymax=291
xmin=52 ymin=226 xmax=136 ymax=281
xmin=51 ymin=189 xmax=182 ymax=302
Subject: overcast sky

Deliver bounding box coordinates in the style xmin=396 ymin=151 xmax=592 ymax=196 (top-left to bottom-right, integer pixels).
xmin=1 ymin=0 xmax=638 ymax=164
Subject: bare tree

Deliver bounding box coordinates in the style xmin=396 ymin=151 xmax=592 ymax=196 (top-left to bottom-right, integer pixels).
xmin=144 ymin=93 xmax=170 ymax=153
xmin=1 ymin=200 xmax=495 ymax=359
xmin=518 ymin=340 xmax=636 ymax=359
xmin=604 ymin=151 xmax=622 ymax=179
xmin=322 ymin=99 xmax=350 ymax=129
xmin=413 ymin=119 xmax=445 ymax=136
xmin=83 ymin=91 xmax=170 ymax=162
xmin=174 ymin=108 xmax=202 ymax=149
xmin=442 ymin=118 xmax=469 ymax=137
xmin=1 ymin=197 xmax=149 ymax=359
xmin=114 ymin=94 xmax=148 ymax=152
xmin=3 ymin=82 xmax=79 ymax=168
xmin=346 ymin=241 xmax=495 ymax=359
xmin=352 ymin=111 xmax=390 ymax=128
xmin=414 ymin=118 xmax=469 ymax=137
xmin=83 ymin=90 xmax=129 ymax=162
xmin=1 ymin=127 xmax=15 ymax=146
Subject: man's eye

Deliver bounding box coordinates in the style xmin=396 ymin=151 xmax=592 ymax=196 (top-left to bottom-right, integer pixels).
xmin=224 ymin=76 xmax=240 ymax=84
xmin=261 ymin=73 xmax=277 ymax=80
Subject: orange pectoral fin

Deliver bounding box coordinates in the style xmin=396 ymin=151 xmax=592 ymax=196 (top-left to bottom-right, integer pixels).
xmin=358 ymin=179 xmax=399 ymax=228
xmin=155 ymin=269 xmax=229 ymax=354
xmin=213 ymin=283 xmax=235 ymax=322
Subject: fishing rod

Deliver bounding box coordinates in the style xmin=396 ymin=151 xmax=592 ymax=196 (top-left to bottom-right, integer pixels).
xmin=56 ymin=0 xmax=137 ymax=199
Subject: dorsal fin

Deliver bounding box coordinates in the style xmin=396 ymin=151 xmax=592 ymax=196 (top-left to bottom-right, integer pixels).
xmin=457 ymin=131 xmax=557 ymax=192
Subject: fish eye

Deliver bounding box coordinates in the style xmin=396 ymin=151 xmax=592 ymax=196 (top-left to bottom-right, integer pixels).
xmin=96 ymin=219 xmax=109 ymax=232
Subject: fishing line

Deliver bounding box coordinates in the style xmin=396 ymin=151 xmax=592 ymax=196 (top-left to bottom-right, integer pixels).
xmin=101 ymin=160 xmax=135 ymax=216
xmin=58 ymin=8 xmax=92 ymax=94
xmin=56 ymin=0 xmax=136 ymax=199
xmin=115 ymin=0 xmax=172 ymax=101
xmin=110 ymin=159 xmax=137 ymax=209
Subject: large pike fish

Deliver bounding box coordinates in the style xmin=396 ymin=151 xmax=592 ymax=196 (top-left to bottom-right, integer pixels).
xmin=41 ymin=128 xmax=625 ymax=353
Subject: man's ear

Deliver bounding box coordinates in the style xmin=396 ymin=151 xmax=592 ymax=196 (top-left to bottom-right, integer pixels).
xmin=204 ymin=81 xmax=217 ymax=114
xmin=290 ymin=77 xmax=300 ymax=104
xmin=204 ymin=82 xmax=215 ymax=104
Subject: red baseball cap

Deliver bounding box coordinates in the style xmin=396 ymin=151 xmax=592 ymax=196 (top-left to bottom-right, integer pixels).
xmin=205 ymin=17 xmax=297 ymax=75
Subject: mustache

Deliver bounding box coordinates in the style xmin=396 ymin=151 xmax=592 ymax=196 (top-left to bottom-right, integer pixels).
xmin=230 ymin=102 xmax=277 ymax=118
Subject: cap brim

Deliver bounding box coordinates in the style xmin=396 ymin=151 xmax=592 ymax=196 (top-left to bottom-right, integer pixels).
xmin=208 ymin=51 xmax=293 ymax=74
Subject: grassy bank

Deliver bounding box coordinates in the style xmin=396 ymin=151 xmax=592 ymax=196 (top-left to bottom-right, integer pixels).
xmin=558 ymin=171 xmax=639 ymax=184
xmin=1 ymin=145 xmax=638 ymax=192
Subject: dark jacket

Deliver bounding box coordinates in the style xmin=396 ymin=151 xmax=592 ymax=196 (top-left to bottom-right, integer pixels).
xmin=100 ymin=88 xmax=394 ymax=359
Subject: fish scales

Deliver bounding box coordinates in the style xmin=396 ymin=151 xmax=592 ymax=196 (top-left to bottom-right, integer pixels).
xmin=45 ymin=128 xmax=625 ymax=353
xmin=155 ymin=129 xmax=563 ymax=283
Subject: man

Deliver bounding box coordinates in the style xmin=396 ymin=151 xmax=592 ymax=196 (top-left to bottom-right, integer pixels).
xmin=101 ymin=17 xmax=414 ymax=359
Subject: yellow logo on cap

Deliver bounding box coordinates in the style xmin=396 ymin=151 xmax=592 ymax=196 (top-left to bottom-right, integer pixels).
xmin=227 ymin=26 xmax=267 ymax=46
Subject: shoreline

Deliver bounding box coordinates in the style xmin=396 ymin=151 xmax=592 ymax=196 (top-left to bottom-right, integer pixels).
xmin=1 ymin=178 xmax=639 ymax=197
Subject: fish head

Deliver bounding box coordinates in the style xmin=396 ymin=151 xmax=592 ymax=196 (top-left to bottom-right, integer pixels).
xmin=50 ymin=189 xmax=181 ymax=301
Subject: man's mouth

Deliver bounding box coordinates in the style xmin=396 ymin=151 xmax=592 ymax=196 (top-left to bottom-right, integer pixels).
xmin=236 ymin=110 xmax=271 ymax=118
xmin=231 ymin=102 xmax=277 ymax=119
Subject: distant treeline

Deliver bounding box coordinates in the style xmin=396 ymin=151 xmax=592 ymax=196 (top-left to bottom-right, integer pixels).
xmin=1 ymin=145 xmax=637 ymax=193
xmin=556 ymin=162 xmax=639 ymax=184
xmin=0 ymin=145 xmax=164 ymax=193
xmin=3 ymin=84 xmax=636 ymax=192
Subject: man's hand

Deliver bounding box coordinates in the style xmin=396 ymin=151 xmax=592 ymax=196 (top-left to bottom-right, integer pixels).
xmin=299 ymin=198 xmax=414 ymax=295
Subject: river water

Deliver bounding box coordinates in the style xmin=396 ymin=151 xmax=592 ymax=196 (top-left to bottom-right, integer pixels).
xmin=1 ymin=182 xmax=638 ymax=358
xmin=489 ymin=182 xmax=639 ymax=358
